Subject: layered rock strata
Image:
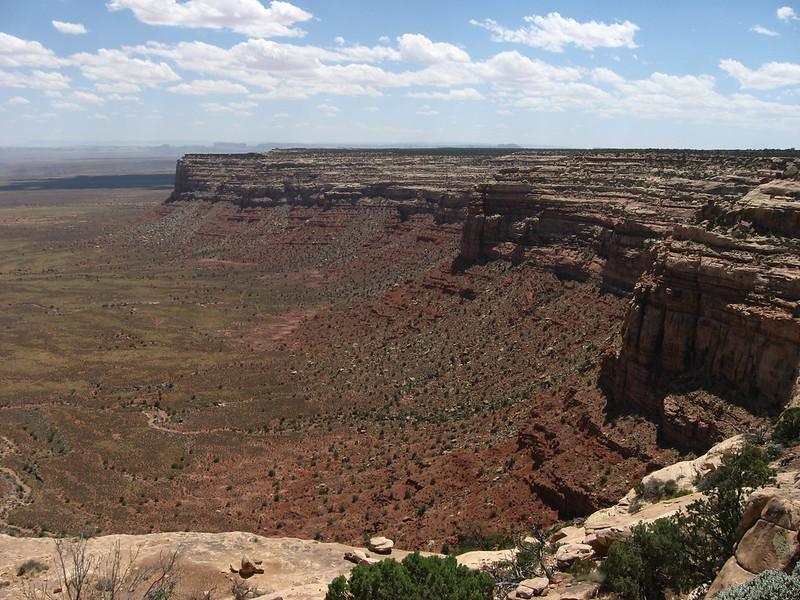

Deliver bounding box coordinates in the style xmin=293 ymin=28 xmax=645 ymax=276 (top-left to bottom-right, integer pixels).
xmin=606 ymin=177 xmax=800 ymax=447
xmin=170 ymin=149 xmax=507 ymax=222
xmin=460 ymin=152 xmax=786 ymax=292
xmin=460 ymin=152 xmax=800 ymax=448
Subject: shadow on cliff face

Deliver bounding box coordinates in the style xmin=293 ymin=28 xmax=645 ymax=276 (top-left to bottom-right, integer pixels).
xmin=0 ymin=173 xmax=174 ymax=191
xmin=601 ymin=368 xmax=770 ymax=454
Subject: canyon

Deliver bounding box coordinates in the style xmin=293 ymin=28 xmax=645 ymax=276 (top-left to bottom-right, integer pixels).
xmin=1 ymin=149 xmax=799 ymax=597
xmin=172 ymin=148 xmax=800 ymax=450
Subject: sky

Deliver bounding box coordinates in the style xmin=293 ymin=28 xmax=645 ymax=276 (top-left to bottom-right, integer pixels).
xmin=0 ymin=0 xmax=798 ymax=148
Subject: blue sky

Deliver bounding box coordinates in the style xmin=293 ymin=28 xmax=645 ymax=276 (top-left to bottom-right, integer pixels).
xmin=0 ymin=0 xmax=798 ymax=147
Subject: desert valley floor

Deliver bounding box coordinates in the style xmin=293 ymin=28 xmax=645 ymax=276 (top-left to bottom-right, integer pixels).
xmin=1 ymin=149 xmax=798 ymax=555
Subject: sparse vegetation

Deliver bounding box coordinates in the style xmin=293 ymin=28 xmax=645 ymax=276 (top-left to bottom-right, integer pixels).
xmin=713 ymin=562 xmax=800 ymax=600
xmin=16 ymin=559 xmax=48 ymax=577
xmin=325 ymin=553 xmax=494 ymax=600
xmin=20 ymin=538 xmax=183 ymax=600
xmin=772 ymin=407 xmax=800 ymax=447
xmin=603 ymin=445 xmax=775 ymax=599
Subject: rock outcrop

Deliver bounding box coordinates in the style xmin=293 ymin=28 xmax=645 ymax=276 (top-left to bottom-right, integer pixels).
xmin=706 ymin=466 xmax=800 ymax=598
xmin=0 ymin=531 xmax=437 ymax=600
xmin=170 ymin=149 xmax=505 ymax=222
xmin=552 ymin=436 xmax=745 ymax=555
xmin=460 ymin=152 xmax=800 ymax=449
xmin=605 ymin=176 xmax=800 ymax=448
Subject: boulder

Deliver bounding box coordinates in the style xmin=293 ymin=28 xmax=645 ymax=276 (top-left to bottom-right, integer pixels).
xmin=367 ymin=537 xmax=394 ymax=555
xmin=548 ymin=582 xmax=599 ymax=599
xmin=706 ymin=477 xmax=800 ymax=598
xmin=550 ymin=525 xmax=586 ymax=545
xmin=554 ymin=543 xmax=594 ymax=567
xmin=734 ymin=518 xmax=800 ymax=574
xmin=343 ymin=550 xmax=379 ymax=566
xmin=231 ymin=556 xmax=264 ymax=578
xmin=515 ymin=577 xmax=549 ymax=598
xmin=705 ymin=556 xmax=755 ymax=599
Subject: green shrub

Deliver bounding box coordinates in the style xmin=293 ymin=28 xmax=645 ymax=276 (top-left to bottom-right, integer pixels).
xmin=446 ymin=524 xmax=514 ymax=555
xmin=713 ymin=563 xmax=800 ymax=599
xmin=773 ymin=408 xmax=800 ymax=446
xmin=684 ymin=445 xmax=775 ymax=584
xmin=604 ymin=518 xmax=688 ymax=599
xmin=325 ymin=553 xmax=494 ymax=600
xmin=603 ymin=445 xmax=775 ymax=598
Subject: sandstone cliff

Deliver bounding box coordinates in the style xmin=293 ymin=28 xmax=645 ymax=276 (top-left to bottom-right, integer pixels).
xmin=170 ymin=149 xmax=506 ymax=222
xmin=460 ymin=152 xmax=800 ymax=449
xmin=606 ymin=176 xmax=800 ymax=448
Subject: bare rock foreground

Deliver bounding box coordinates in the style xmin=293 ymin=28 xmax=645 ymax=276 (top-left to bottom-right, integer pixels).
xmin=0 ymin=532 xmax=424 ymax=600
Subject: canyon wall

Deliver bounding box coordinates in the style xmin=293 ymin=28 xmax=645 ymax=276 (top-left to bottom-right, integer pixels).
xmin=169 ymin=149 xmax=800 ymax=450
xmin=606 ymin=176 xmax=800 ymax=447
xmin=170 ymin=149 xmax=507 ymax=222
xmin=460 ymin=151 xmax=800 ymax=449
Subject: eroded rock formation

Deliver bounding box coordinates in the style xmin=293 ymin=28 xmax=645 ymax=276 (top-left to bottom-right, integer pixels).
xmin=170 ymin=149 xmax=505 ymax=222
xmin=460 ymin=151 xmax=800 ymax=449
xmin=606 ymin=176 xmax=800 ymax=448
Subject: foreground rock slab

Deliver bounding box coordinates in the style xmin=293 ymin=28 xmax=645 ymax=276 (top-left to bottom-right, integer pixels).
xmin=0 ymin=531 xmax=423 ymax=600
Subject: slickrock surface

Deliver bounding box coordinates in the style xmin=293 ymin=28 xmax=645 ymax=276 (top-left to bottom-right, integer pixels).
xmin=170 ymin=149 xmax=510 ymax=222
xmin=0 ymin=532 xmax=426 ymax=600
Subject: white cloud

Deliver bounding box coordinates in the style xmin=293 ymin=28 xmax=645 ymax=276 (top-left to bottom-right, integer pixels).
xmin=751 ymin=25 xmax=779 ymax=36
xmin=0 ymin=69 xmax=70 ymax=90
xmin=407 ymin=87 xmax=484 ymax=100
xmin=334 ymin=36 xmax=345 ymax=46
xmin=73 ymin=90 xmax=106 ymax=105
xmin=471 ymin=12 xmax=639 ymax=52
xmin=8 ymin=96 xmax=29 ymax=106
xmin=107 ymin=0 xmax=313 ymax=38
xmin=416 ymin=106 xmax=439 ymax=116
xmin=202 ymin=100 xmax=257 ymax=115
xmin=720 ymin=59 xmax=800 ymax=89
xmin=95 ymin=82 xmax=141 ymax=94
xmin=71 ymin=48 xmax=180 ymax=86
xmin=317 ymin=103 xmax=340 ymax=116
xmin=591 ymin=67 xmax=625 ymax=85
xmin=0 ymin=33 xmax=63 ymax=68
xmin=52 ymin=20 xmax=88 ymax=35
xmin=107 ymin=93 xmax=139 ymax=102
xmin=273 ymin=112 xmax=289 ymax=118
xmin=52 ymin=101 xmax=85 ymax=111
xmin=167 ymin=79 xmax=249 ymax=95
xmin=366 ymin=106 xmax=379 ymax=112
xmin=777 ymin=6 xmax=799 ymax=21
xmin=109 ymin=28 xmax=796 ymax=130
xmin=124 ymin=37 xmax=584 ymax=99
xmin=397 ymin=34 xmax=469 ymax=64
